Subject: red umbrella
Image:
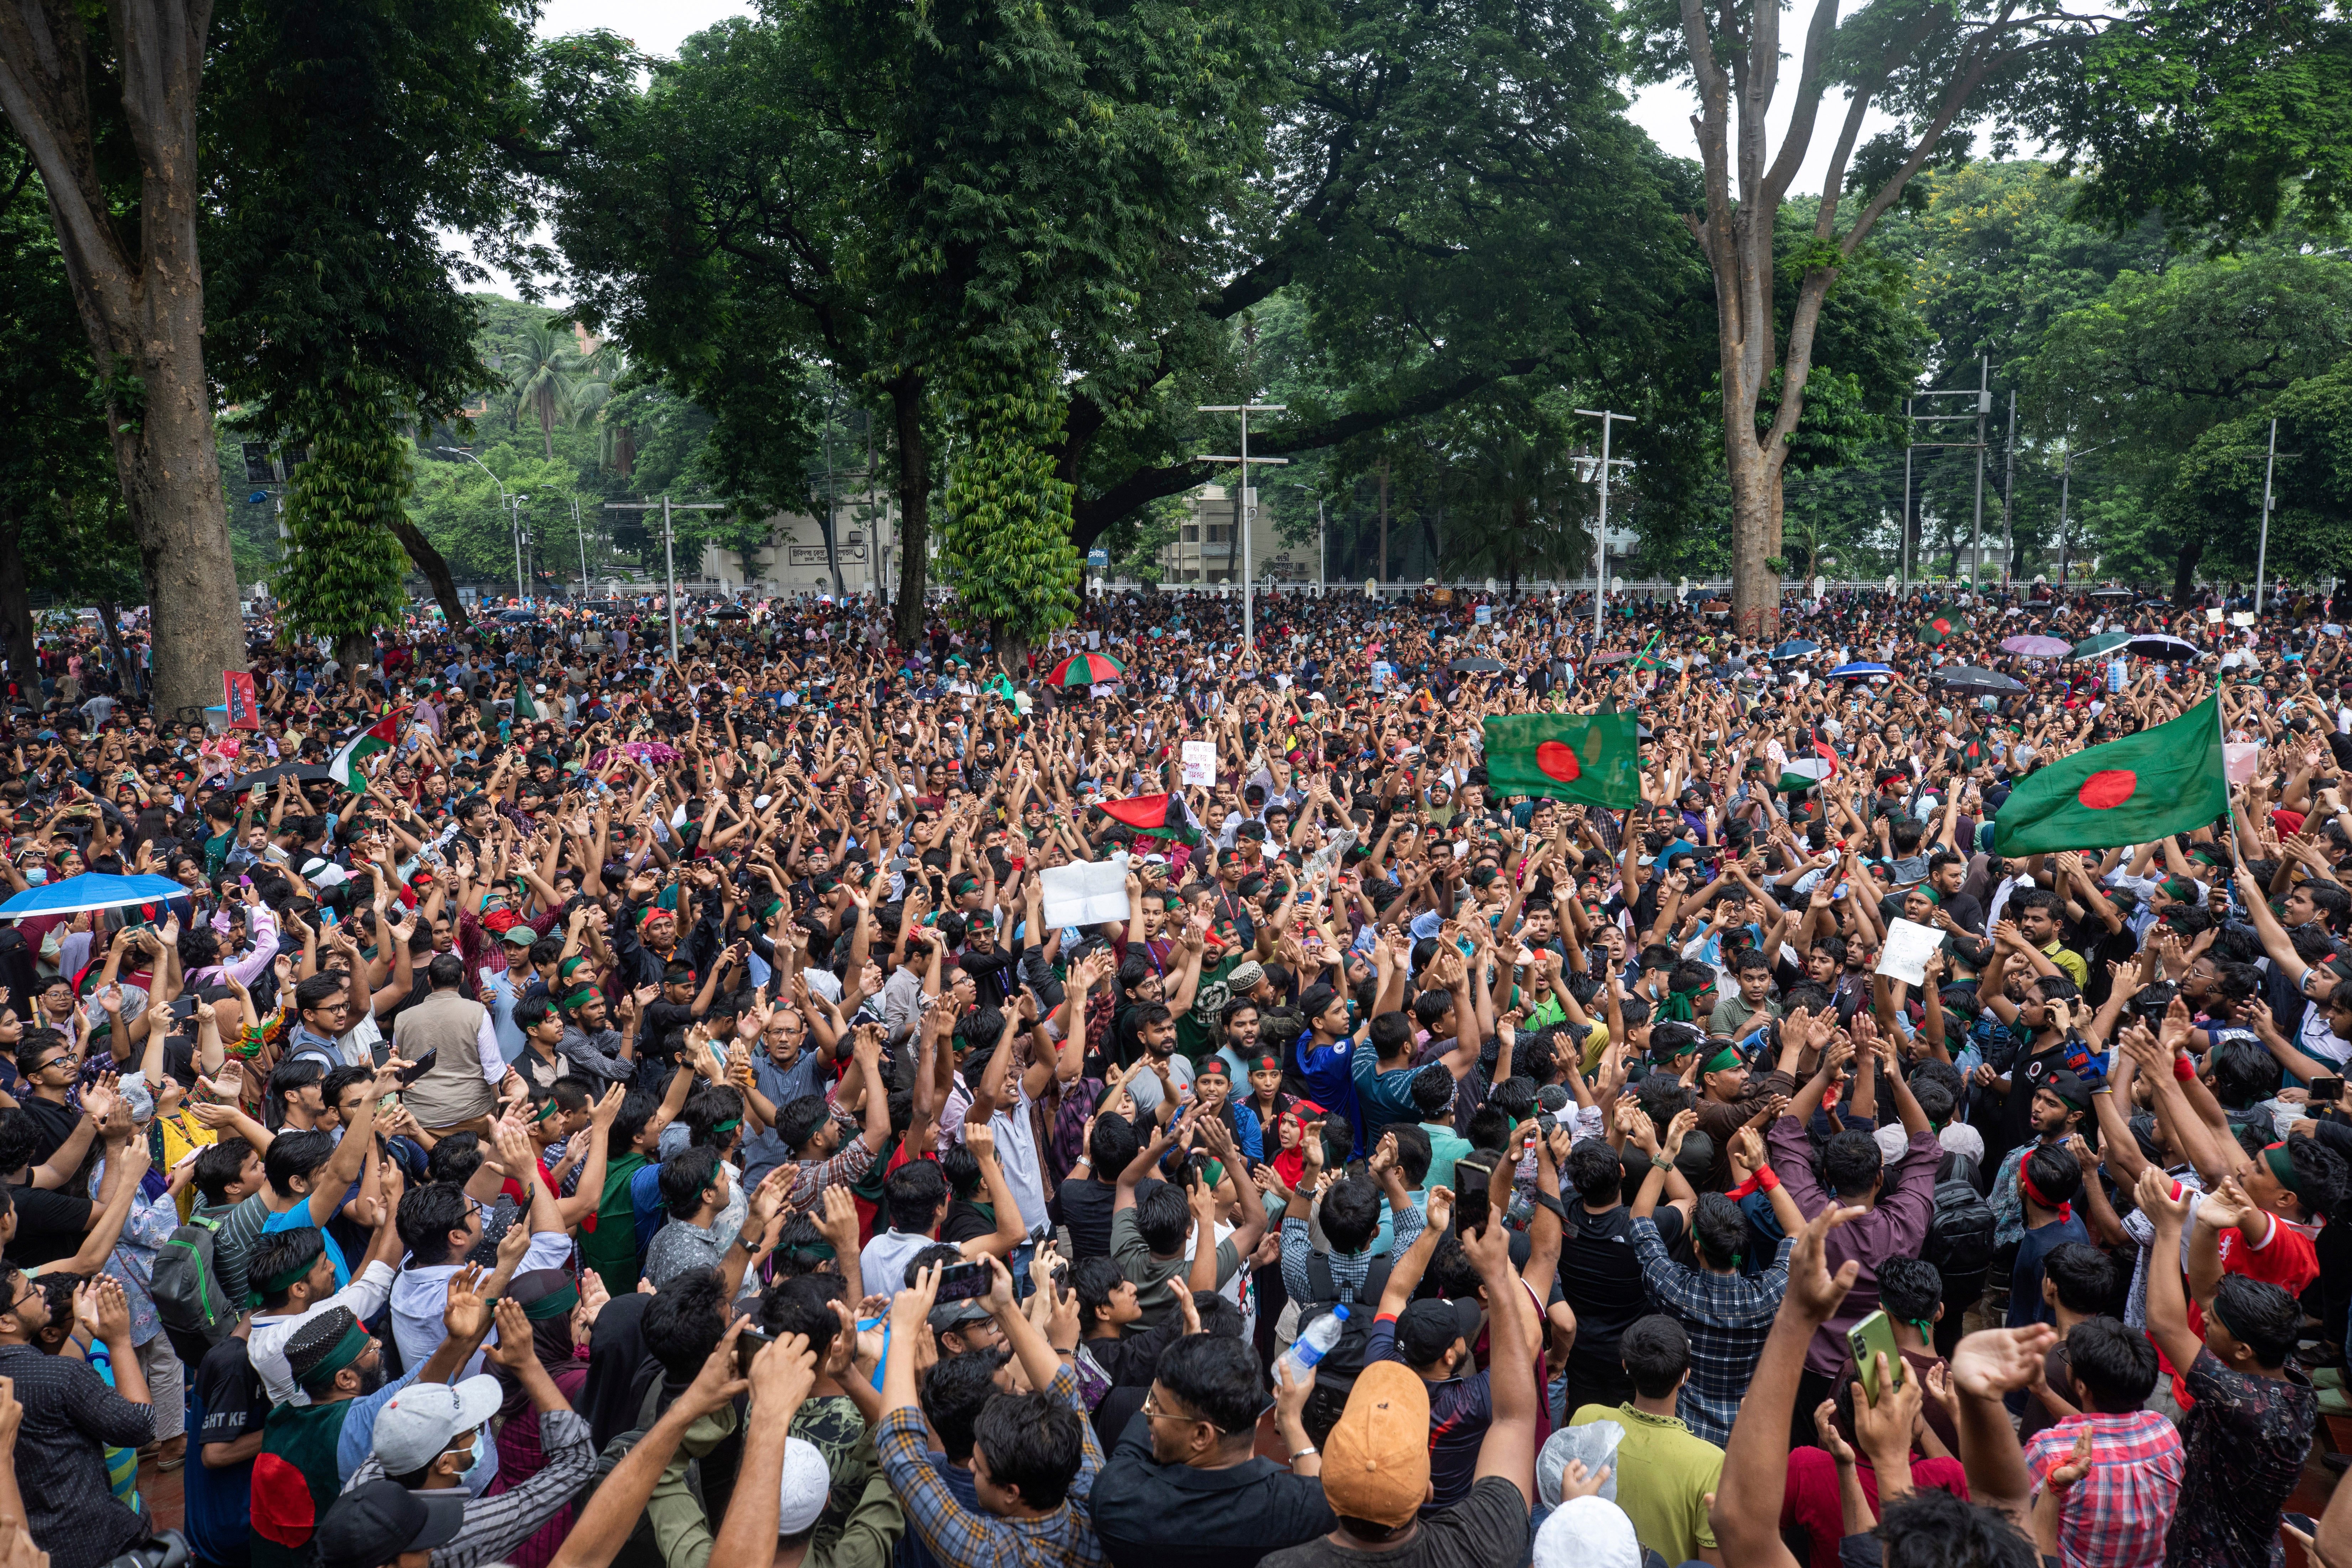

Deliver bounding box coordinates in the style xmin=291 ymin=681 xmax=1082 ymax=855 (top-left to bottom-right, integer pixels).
xmin=1046 ymin=651 xmax=1126 ymax=688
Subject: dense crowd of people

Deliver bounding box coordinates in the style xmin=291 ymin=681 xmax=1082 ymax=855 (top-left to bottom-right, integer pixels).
xmin=2 ymin=575 xmax=2352 ymax=1568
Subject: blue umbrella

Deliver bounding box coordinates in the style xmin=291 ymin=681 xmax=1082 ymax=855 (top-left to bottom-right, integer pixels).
xmin=1827 ymin=662 xmax=1892 ymax=678
xmin=0 ymin=873 xmax=187 ymax=920
xmin=1770 ymin=639 xmax=1822 ymax=659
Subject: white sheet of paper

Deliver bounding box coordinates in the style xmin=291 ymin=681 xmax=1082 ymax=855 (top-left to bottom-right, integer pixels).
xmin=1040 ymin=853 xmax=1132 ymax=929
xmin=1181 ymin=740 xmax=1218 ymax=787
xmin=1876 ymin=918 xmax=1942 ymax=986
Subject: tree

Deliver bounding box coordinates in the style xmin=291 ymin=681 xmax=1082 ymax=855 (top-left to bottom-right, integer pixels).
xmin=2166 ymin=365 xmax=2352 ymax=588
xmin=553 ymin=0 xmax=1695 ymax=644
xmin=272 ymin=374 xmax=415 ymax=675
xmin=507 ymin=323 xmax=587 ymax=460
xmin=202 ymin=0 xmax=555 ymax=634
xmin=2022 ymin=248 xmax=2352 ymax=593
xmin=1627 ymin=0 xmax=2103 ymax=633
xmin=0 ymin=0 xmax=249 ymax=713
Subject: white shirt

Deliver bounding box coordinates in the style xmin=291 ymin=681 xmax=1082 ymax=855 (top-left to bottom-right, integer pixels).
xmin=252 ymin=1260 xmax=397 ymax=1406
xmin=389 ymin=1228 xmax=573 ymax=1376
xmin=861 ymin=1228 xmax=942 ymax=1299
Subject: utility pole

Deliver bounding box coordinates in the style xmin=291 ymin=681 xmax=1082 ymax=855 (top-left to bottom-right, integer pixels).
xmin=1575 ymin=409 xmax=1635 ymax=643
xmin=1907 ymin=379 xmax=1991 ymax=594
xmin=2000 ymin=389 xmax=2017 ymax=590
xmin=2257 ymin=419 xmax=2302 ymax=614
xmin=607 ymin=496 xmax=725 ymax=660
xmin=574 ymin=497 xmax=588 ymax=596
xmin=510 ymin=493 xmax=530 ymax=604
xmin=1971 ymin=354 xmax=1989 ymax=589
xmin=1378 ymin=462 xmax=1390 ymax=588
xmin=1197 ymin=402 xmax=1286 ymax=656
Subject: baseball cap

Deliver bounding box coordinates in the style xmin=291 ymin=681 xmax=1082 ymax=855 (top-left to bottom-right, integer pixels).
xmin=313 ymin=1480 xmax=468 ymax=1568
xmin=1319 ymin=1361 xmax=1430 ymax=1527
xmin=778 ymin=1436 xmax=831 ymax=1536
xmin=928 ymin=1297 xmax=992 ymax=1333
xmin=501 ymin=923 xmax=538 ymax=947
xmin=371 ymin=1374 xmax=503 ymax=1474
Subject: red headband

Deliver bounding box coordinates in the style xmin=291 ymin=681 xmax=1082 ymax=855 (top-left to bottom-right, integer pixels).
xmin=2019 ymin=1163 xmax=2071 ymax=1223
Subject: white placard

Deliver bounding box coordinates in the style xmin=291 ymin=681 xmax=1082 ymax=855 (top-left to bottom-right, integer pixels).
xmin=1040 ymin=853 xmax=1132 ymax=929
xmin=1181 ymin=740 xmax=1218 ymax=787
xmin=1875 ymin=918 xmax=1943 ymax=986
xmin=2206 ymin=607 xmax=2224 ymax=623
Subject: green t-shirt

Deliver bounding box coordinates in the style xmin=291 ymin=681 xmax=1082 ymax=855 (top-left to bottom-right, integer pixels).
xmin=1176 ymin=952 xmax=1246 ymax=1059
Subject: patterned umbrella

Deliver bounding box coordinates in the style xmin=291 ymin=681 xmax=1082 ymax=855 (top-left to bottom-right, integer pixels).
xmin=1046 ymin=651 xmax=1126 ymax=687
xmin=2000 ymin=636 xmax=2070 ymax=657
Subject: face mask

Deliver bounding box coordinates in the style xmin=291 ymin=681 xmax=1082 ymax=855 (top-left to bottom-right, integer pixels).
xmin=21 ymin=869 xmax=43 ymax=885
xmin=459 ymin=1428 xmax=495 ymax=1498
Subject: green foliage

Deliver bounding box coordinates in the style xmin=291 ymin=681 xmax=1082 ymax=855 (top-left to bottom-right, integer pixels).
xmin=2168 ymin=364 xmax=2352 ymax=582
xmin=274 ymin=374 xmax=415 ymax=648
xmin=2025 ymin=0 xmax=2352 ymax=245
xmin=938 ymin=357 xmax=1081 ymax=647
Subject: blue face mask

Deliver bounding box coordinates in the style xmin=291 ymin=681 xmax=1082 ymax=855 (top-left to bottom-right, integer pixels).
xmin=459 ymin=1429 xmax=496 ymax=1498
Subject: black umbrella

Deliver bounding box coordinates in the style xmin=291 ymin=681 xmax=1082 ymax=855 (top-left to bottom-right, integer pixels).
xmin=2126 ymin=633 xmax=2204 ymax=659
xmin=1930 ymin=665 xmax=2026 ymax=696
xmin=707 ymin=607 xmax=751 ymax=621
xmin=225 ymin=762 xmax=333 ymax=793
xmin=2090 ymin=587 xmax=2133 ymax=600
xmin=1448 ymin=657 xmax=1505 ymax=673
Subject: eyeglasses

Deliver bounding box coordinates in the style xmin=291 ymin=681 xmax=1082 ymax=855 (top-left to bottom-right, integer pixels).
xmin=1141 ymin=1388 xmax=1224 ymax=1431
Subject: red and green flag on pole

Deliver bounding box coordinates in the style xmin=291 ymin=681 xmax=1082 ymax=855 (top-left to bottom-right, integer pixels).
xmin=1991 ymin=693 xmax=2228 ymax=855
xmin=1481 ymin=710 xmax=1641 ymax=809
xmin=329 ymin=709 xmax=404 ymax=793
xmin=1099 ymin=793 xmax=1202 ymax=845
xmin=1918 ymin=604 xmax=1965 ymax=646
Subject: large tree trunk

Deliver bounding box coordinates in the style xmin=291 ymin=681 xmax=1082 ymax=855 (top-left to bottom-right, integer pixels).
xmin=0 ymin=0 xmax=248 ymax=721
xmin=386 ymin=513 xmax=470 ymax=629
xmin=2173 ymin=536 xmax=2205 ymax=604
xmin=0 ymin=525 xmax=37 ymax=709
xmin=889 ymin=376 xmax=930 ymax=649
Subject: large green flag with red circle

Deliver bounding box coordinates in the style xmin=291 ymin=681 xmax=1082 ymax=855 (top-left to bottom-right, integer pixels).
xmin=1918 ymin=604 xmax=1965 ymax=645
xmin=1482 ymin=711 xmax=1641 ymax=808
xmin=1991 ymin=693 xmax=2228 ymax=855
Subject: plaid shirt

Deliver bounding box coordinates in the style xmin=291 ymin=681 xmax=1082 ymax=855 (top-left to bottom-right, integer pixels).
xmin=2024 ymin=1410 xmax=2184 ymax=1568
xmin=877 ymin=1365 xmax=1105 ymax=1568
xmin=1628 ymin=1217 xmax=1791 ymax=1445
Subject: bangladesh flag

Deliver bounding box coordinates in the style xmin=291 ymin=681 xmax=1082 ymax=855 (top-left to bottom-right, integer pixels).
xmin=1482 ymin=711 xmax=1641 ymax=809
xmin=1100 ymin=792 xmax=1202 ymax=845
xmin=328 ymin=709 xmax=403 ymax=793
xmin=1919 ymin=605 xmax=1964 ymax=645
xmin=1991 ymin=693 xmax=2227 ymax=855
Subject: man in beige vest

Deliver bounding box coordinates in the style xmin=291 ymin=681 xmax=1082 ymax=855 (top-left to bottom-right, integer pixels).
xmin=395 ymin=953 xmax=520 ymax=1133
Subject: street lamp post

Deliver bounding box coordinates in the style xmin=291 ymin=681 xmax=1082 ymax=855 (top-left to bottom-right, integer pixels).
xmin=510 ymin=493 xmax=531 ymax=603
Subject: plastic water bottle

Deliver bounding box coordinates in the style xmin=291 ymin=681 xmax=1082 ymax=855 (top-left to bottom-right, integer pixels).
xmin=1279 ymin=1304 xmax=1349 ymax=1384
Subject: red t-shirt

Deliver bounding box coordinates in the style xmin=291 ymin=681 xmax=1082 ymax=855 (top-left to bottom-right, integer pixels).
xmin=1783 ymin=1449 xmax=1971 ymax=1568
xmin=2156 ymin=1193 xmax=2317 ymax=1407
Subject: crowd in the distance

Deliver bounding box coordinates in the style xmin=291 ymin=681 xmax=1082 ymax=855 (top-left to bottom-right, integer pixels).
xmin=2 ymin=576 xmax=2352 ymax=1568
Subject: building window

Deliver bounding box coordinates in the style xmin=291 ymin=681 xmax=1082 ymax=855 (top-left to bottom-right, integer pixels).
xmin=1181 ymin=527 xmax=1198 ymax=542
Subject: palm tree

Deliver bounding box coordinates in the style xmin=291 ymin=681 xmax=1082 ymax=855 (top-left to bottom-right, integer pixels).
xmin=507 ymin=323 xmax=585 ymax=460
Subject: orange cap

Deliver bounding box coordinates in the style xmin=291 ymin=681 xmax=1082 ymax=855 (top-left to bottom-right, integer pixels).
xmin=1321 ymin=1361 xmax=1431 ymax=1527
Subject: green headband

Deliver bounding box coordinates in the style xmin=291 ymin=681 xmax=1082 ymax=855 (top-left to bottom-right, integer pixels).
xmin=2265 ymin=1141 xmax=2302 ymax=1195
xmin=531 ymin=1099 xmax=560 ymax=1124
xmin=557 ymin=987 xmax=597 ymax=1012
xmin=253 ymin=1252 xmax=323 ymax=1306
xmin=710 ymin=1118 xmax=741 ymax=1134
xmin=1703 ymin=1046 xmax=1743 ymax=1077
xmin=297 ymin=1320 xmax=371 ymax=1383
xmin=520 ymin=1281 xmax=580 ymax=1322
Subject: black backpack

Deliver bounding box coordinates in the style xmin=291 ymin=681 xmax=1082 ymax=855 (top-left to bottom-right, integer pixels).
xmin=152 ymin=1213 xmax=236 ymax=1348
xmin=1294 ymin=1250 xmax=1394 ymax=1439
xmin=1924 ymin=1165 xmax=1995 ymax=1278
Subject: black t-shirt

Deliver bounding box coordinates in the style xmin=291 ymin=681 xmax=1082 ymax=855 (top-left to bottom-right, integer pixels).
xmin=1259 ymin=1476 xmax=1529 ymax=1568
xmin=1052 ymin=1174 xmax=1119 ymax=1261
xmin=941 ymin=1197 xmax=997 ymax=1247
xmin=6 ymin=1182 xmax=94 ymax=1267
xmin=1558 ymin=1202 xmax=1684 ymax=1370
xmin=14 ymin=1096 xmax=82 ymax=1169
xmin=193 ymin=1336 xmax=267 ymax=1451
